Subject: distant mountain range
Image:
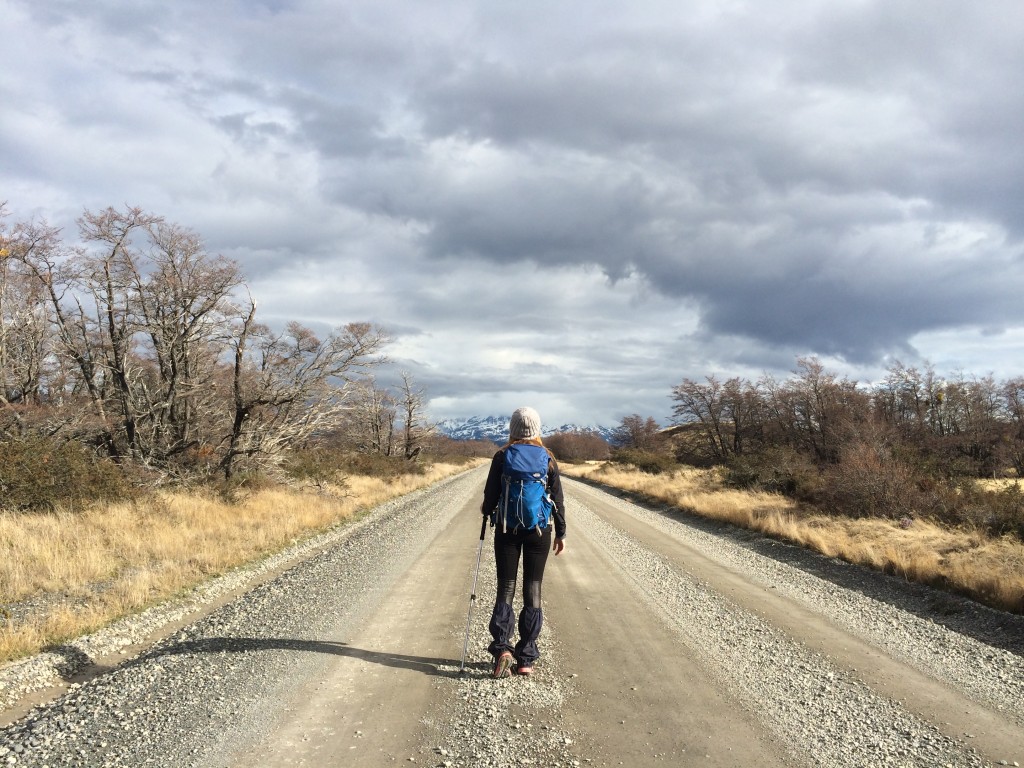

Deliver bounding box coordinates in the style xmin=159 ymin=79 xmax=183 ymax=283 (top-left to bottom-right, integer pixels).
xmin=435 ymin=415 xmax=616 ymax=443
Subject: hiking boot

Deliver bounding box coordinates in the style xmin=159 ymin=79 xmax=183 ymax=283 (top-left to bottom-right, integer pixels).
xmin=493 ymin=652 xmax=514 ymax=679
xmin=515 ymin=663 xmax=534 ymax=676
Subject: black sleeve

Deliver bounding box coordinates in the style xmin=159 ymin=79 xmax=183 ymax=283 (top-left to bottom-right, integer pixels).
xmin=481 ymin=449 xmax=505 ymax=514
xmin=547 ymin=457 xmax=567 ymax=539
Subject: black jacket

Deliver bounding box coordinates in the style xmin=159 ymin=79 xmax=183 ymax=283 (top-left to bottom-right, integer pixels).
xmin=482 ymin=444 xmax=567 ymax=539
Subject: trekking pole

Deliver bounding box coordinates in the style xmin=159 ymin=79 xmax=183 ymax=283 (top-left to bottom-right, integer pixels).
xmin=459 ymin=515 xmax=489 ymax=674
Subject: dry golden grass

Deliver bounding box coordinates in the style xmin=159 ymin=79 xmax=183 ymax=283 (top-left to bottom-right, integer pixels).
xmin=975 ymin=478 xmax=1022 ymax=492
xmin=0 ymin=462 xmax=477 ymax=664
xmin=563 ymin=462 xmax=1024 ymax=614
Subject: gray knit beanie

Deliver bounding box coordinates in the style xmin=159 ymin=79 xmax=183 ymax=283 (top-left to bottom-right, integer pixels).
xmin=509 ymin=407 xmax=542 ymax=441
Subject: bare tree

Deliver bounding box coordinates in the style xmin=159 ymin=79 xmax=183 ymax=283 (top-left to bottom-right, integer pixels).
xmin=4 ymin=213 xmax=114 ymax=444
xmin=222 ymin=314 xmax=389 ymax=477
xmin=671 ymin=377 xmax=733 ymax=461
xmin=15 ymin=206 xmax=246 ymax=467
xmin=73 ymin=206 xmax=164 ymax=460
xmin=1001 ymin=377 xmax=1024 ymax=476
xmin=1 ymin=228 xmax=52 ymax=409
xmin=720 ymin=376 xmax=763 ymax=456
xmin=8 ymin=203 xmax=391 ymax=480
xmin=875 ymin=361 xmax=945 ymax=439
xmin=612 ymin=413 xmax=661 ymax=451
xmin=135 ymin=220 xmax=243 ymax=463
xmin=397 ymin=371 xmax=432 ymax=459
xmin=935 ymin=372 xmax=1003 ymax=475
xmin=785 ymin=357 xmax=865 ymax=463
xmin=343 ymin=375 xmax=398 ymax=456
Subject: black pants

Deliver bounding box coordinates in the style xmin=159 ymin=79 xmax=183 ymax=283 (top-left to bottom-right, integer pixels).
xmin=487 ymin=526 xmax=551 ymax=664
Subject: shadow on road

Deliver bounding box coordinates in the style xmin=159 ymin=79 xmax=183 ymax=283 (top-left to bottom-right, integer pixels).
xmin=125 ymin=637 xmax=478 ymax=678
xmin=48 ymin=644 xmax=94 ymax=680
xmin=104 ymin=638 xmax=495 ymax=679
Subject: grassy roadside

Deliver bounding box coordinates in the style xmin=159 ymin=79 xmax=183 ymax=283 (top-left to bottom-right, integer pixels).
xmin=562 ymin=462 xmax=1024 ymax=615
xmin=0 ymin=461 xmax=483 ymax=664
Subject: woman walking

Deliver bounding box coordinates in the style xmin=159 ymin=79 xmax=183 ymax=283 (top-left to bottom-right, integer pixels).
xmin=480 ymin=407 xmax=566 ymax=678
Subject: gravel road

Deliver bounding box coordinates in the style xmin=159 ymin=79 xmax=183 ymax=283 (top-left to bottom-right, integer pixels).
xmin=1 ymin=467 xmax=1022 ymax=767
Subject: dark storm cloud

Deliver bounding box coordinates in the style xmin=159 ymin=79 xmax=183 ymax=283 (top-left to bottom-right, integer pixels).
xmin=356 ymin=1 xmax=1024 ymax=364
xmin=782 ymin=2 xmax=1024 ymax=233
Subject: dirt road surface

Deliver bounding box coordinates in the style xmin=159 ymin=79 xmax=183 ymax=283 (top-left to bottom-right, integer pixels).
xmin=2 ymin=467 xmax=1022 ymax=767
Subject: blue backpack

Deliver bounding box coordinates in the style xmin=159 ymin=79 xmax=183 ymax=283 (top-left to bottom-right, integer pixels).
xmin=500 ymin=443 xmax=555 ymax=533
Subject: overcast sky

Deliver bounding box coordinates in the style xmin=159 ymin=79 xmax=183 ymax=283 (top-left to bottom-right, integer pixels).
xmin=3 ymin=0 xmax=1024 ymax=428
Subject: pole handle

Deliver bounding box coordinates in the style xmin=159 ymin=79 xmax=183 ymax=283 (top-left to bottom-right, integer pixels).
xmin=479 ymin=514 xmax=488 ymax=540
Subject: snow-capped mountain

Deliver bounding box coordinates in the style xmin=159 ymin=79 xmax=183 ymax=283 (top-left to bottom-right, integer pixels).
xmin=434 ymin=415 xmax=616 ymax=443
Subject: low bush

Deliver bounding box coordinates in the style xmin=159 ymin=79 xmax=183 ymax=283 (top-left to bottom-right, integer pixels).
xmin=283 ymin=447 xmax=426 ymax=485
xmin=0 ymin=437 xmax=136 ymax=512
xmin=818 ymin=441 xmax=921 ymax=520
xmin=209 ymin=470 xmax=280 ymax=503
xmin=725 ymin=447 xmax=821 ymax=500
xmin=425 ymin=435 xmax=499 ymax=459
xmin=725 ymin=439 xmax=1024 ymax=540
xmin=953 ymin=482 xmax=1024 ymax=539
xmin=339 ymin=451 xmax=427 ymax=478
xmin=546 ymin=431 xmax=611 ymax=463
xmin=282 ymin=448 xmax=344 ymax=486
xmin=610 ymin=448 xmax=676 ymax=474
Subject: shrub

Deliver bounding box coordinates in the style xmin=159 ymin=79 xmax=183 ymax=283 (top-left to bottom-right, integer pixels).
xmin=210 ymin=470 xmax=279 ymax=503
xmin=283 ymin=448 xmax=344 ymax=486
xmin=282 ymin=447 xmax=426 ymax=484
xmin=0 ymin=437 xmax=135 ymax=512
xmin=724 ymin=446 xmax=821 ymax=500
xmin=818 ymin=441 xmax=921 ymax=520
xmin=546 ymin=431 xmax=611 ymax=463
xmin=341 ymin=451 xmax=427 ymax=478
xmin=953 ymin=482 xmax=1024 ymax=539
xmin=610 ymin=448 xmax=676 ymax=474
xmin=424 ymin=435 xmax=499 ymax=459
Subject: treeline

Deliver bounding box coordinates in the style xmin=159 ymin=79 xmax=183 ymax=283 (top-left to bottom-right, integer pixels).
xmin=0 ymin=204 xmax=433 ymax=509
xmin=667 ymin=358 xmax=1024 ymax=537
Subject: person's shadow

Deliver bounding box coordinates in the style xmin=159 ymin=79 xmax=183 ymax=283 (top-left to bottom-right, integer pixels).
xmin=116 ymin=637 xmax=490 ymax=678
